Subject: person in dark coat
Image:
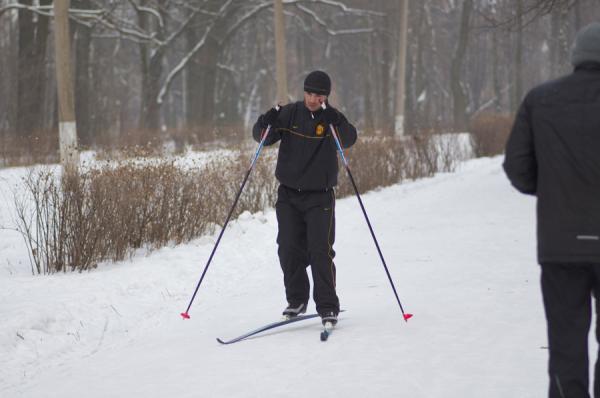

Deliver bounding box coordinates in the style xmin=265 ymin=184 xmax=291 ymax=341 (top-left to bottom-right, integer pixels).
xmin=503 ymin=22 xmax=600 ymax=398
xmin=252 ymin=70 xmax=357 ymax=326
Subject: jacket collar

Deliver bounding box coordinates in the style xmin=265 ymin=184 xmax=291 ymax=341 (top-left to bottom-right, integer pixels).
xmin=301 ymin=101 xmax=323 ymax=116
xmin=574 ymin=61 xmax=600 ymax=72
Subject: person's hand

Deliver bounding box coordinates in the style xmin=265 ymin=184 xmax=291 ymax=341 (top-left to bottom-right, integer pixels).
xmin=261 ymin=106 xmax=281 ymax=127
xmin=321 ymin=105 xmax=341 ymax=126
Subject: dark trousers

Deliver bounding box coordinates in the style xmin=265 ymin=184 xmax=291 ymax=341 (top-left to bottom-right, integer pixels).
xmin=541 ymin=263 xmax=600 ymax=398
xmin=275 ymin=185 xmax=339 ymax=315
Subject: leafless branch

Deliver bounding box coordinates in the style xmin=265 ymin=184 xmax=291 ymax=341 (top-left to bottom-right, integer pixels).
xmin=287 ymin=0 xmax=384 ymax=17
xmin=0 ymin=3 xmax=107 ymax=19
xmin=222 ymin=2 xmax=272 ymax=42
xmin=294 ymin=4 xmax=374 ymax=35
xmin=126 ymin=0 xmax=165 ymax=29
xmin=478 ymin=0 xmax=578 ymax=29
xmin=0 ymin=3 xmax=53 ymax=18
xmin=170 ymin=0 xmax=219 ymax=17
xmin=92 ymin=14 xmax=161 ymax=44
xmin=159 ymin=8 xmax=201 ymax=52
xmin=157 ymin=0 xmax=234 ymax=104
xmin=0 ymin=2 xmax=163 ymax=44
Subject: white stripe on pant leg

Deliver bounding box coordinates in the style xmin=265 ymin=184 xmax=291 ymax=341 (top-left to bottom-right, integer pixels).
xmin=554 ymin=374 xmax=566 ymax=398
xmin=577 ymin=235 xmax=599 ymax=241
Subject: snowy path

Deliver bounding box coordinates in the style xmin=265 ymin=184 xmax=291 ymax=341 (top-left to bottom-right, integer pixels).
xmin=1 ymin=157 xmax=550 ymax=397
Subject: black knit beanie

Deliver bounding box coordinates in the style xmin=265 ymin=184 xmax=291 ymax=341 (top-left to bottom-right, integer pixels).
xmin=571 ymin=22 xmax=600 ymax=67
xmin=304 ymin=70 xmax=331 ymax=96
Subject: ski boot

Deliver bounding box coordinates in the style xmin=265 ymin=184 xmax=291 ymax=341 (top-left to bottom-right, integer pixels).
xmin=282 ymin=303 xmax=307 ymax=320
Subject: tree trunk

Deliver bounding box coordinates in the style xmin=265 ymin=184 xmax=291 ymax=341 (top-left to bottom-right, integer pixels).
xmin=380 ymin=5 xmax=393 ymax=132
xmin=138 ymin=1 xmax=166 ymax=133
xmin=363 ymin=38 xmax=374 ymax=131
xmin=450 ymin=0 xmax=472 ymax=131
xmin=185 ymin=28 xmax=219 ymax=133
xmin=73 ymin=0 xmax=92 ymax=146
xmin=17 ymin=0 xmax=52 ymax=137
xmin=185 ymin=27 xmax=202 ymax=130
xmin=557 ymin=6 xmax=570 ymax=74
xmin=273 ymin=0 xmax=288 ymax=104
xmin=1 ymin=7 xmax=17 ymax=134
xmin=407 ymin=0 xmax=427 ymax=133
xmin=394 ymin=0 xmax=409 ymax=136
xmin=492 ymin=30 xmax=502 ymax=112
xmin=512 ymin=0 xmax=524 ymax=112
xmin=54 ymin=0 xmax=79 ymax=170
xmin=142 ymin=49 xmax=164 ymax=132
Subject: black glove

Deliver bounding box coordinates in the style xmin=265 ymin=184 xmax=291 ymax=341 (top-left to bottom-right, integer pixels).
xmin=260 ymin=106 xmax=281 ymax=128
xmin=321 ymin=105 xmax=341 ymax=126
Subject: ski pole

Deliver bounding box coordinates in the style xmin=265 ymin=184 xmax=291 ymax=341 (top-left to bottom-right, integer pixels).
xmin=180 ymin=110 xmax=278 ymax=320
xmin=322 ymin=103 xmax=413 ymax=322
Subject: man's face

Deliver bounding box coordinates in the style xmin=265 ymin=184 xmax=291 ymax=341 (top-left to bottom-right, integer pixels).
xmin=304 ymin=92 xmax=327 ymax=112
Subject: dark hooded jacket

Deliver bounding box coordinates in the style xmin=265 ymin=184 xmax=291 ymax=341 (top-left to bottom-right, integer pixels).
xmin=503 ymin=62 xmax=600 ymax=263
xmin=252 ymin=101 xmax=357 ymax=191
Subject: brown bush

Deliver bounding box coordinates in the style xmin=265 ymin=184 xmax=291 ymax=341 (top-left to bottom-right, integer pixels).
xmin=94 ymin=123 xmax=247 ymax=161
xmin=14 ymin=132 xmax=470 ymax=273
xmin=0 ymin=123 xmax=248 ymax=166
xmin=469 ymin=112 xmax=513 ymax=157
xmin=337 ymin=131 xmax=469 ymax=197
xmin=0 ymin=132 xmax=59 ymax=167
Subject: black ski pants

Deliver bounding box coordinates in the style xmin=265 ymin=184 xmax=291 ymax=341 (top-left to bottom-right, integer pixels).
xmin=275 ymin=184 xmax=339 ymax=316
xmin=541 ymin=263 xmax=600 ymax=398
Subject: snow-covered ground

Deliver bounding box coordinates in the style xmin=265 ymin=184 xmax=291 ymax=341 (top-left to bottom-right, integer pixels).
xmin=0 ymin=156 xmax=557 ymax=397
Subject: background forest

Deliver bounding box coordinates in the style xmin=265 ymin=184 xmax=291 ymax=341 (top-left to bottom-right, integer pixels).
xmin=0 ymin=0 xmax=599 ymax=158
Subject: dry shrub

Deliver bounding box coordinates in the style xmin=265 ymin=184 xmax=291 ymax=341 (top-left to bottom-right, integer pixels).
xmin=336 ymin=136 xmax=404 ymax=198
xmin=0 ymin=132 xmax=59 ymax=167
xmin=14 ymin=152 xmax=275 ymax=273
xmin=170 ymin=123 xmax=247 ymax=151
xmin=469 ymin=112 xmax=513 ymax=157
xmin=237 ymin=149 xmax=279 ymax=213
xmin=94 ymin=123 xmax=247 ymax=161
xmin=337 ymin=132 xmax=469 ymax=197
xmin=94 ymin=129 xmax=178 ymax=161
xmin=14 ymin=132 xmax=470 ymax=273
xmin=401 ymin=133 xmax=440 ymax=180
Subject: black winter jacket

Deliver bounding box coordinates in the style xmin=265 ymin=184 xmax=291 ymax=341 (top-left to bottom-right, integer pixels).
xmin=503 ymin=62 xmax=600 ymax=264
xmin=252 ymin=101 xmax=357 ymax=191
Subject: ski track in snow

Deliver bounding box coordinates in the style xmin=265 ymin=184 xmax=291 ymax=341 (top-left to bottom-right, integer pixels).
xmin=0 ymin=157 xmax=561 ymax=397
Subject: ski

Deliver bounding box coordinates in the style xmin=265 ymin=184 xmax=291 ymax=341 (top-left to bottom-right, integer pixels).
xmin=216 ymin=313 xmax=320 ymax=345
xmin=217 ymin=310 xmax=345 ymax=345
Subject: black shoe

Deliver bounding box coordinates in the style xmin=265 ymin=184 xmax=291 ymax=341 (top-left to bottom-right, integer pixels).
xmin=320 ymin=311 xmax=338 ymax=326
xmin=282 ymin=303 xmax=307 ymax=318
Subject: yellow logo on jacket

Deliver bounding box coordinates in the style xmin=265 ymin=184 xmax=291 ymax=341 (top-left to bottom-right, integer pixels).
xmin=316 ymin=124 xmax=325 ymax=136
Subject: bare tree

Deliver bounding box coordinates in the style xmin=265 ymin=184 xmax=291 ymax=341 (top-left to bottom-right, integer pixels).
xmin=54 ymin=0 xmax=79 ymax=170
xmin=450 ymin=0 xmax=473 ymax=130
xmin=16 ymin=0 xmax=53 ymax=138
xmin=394 ymin=0 xmax=408 ymax=136
xmin=512 ymin=0 xmax=524 ymax=111
xmin=72 ymin=0 xmax=93 ymax=146
xmin=3 ymin=0 xmax=600 ymax=158
xmin=274 ymin=0 xmax=288 ymax=104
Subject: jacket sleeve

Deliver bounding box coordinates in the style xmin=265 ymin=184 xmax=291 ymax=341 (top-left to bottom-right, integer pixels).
xmin=252 ymin=104 xmax=293 ymax=146
xmin=333 ymin=112 xmax=357 ymax=149
xmin=503 ymin=94 xmax=537 ymax=195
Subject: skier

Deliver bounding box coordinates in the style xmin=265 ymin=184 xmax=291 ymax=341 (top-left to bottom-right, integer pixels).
xmin=503 ymin=23 xmax=600 ymax=398
xmin=252 ymin=70 xmax=357 ymax=326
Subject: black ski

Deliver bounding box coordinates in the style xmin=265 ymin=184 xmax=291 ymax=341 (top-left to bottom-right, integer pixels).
xmin=217 ymin=313 xmax=320 ymax=345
